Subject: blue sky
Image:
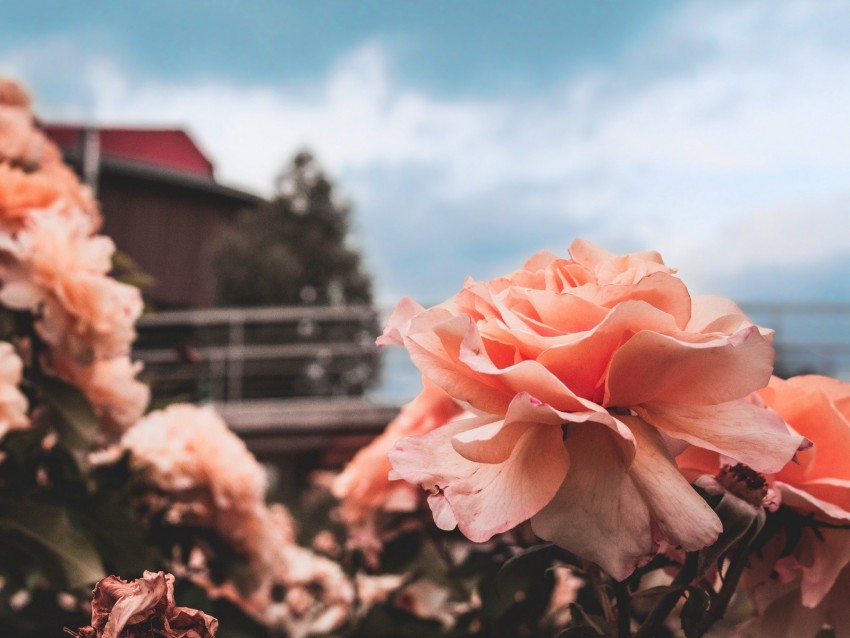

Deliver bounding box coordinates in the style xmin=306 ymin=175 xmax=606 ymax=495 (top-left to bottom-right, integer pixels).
xmin=3 ymin=0 xmax=850 ymax=312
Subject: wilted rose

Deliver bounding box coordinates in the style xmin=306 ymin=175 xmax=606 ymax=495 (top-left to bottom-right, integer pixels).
xmin=68 ymin=571 xmax=218 ymax=638
xmin=385 ymin=239 xmax=804 ymax=578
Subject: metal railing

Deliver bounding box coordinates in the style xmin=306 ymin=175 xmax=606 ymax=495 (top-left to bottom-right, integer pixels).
xmin=135 ymin=305 xmax=381 ymax=404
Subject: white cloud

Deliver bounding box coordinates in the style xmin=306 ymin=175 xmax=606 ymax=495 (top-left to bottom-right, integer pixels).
xmin=4 ymin=0 xmax=850 ymax=305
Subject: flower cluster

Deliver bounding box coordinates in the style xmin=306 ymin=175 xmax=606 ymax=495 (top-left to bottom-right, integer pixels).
xmin=0 ymin=79 xmax=395 ymax=638
xmin=121 ymin=405 xmax=271 ymax=571
xmin=0 ymin=78 xmax=147 ymax=436
xmin=121 ymin=403 xmax=357 ymax=636
xmin=7 ymin=75 xmax=850 ymax=637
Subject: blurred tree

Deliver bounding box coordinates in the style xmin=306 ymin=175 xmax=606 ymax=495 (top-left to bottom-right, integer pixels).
xmin=211 ymin=151 xmax=374 ymax=306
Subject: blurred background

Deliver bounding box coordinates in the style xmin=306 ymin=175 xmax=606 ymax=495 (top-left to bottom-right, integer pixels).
xmin=3 ymin=0 xmax=849 ymax=417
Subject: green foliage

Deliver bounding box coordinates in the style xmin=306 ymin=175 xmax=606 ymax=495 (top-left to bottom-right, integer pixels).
xmin=28 ymin=370 xmax=99 ymax=452
xmin=111 ymin=250 xmax=156 ymax=299
xmin=212 ymin=151 xmax=374 ymax=307
xmin=0 ymin=499 xmax=104 ymax=589
xmin=496 ymin=542 xmax=555 ymax=606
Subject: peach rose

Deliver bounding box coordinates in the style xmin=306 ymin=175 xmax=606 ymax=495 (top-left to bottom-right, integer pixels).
xmin=122 ymin=404 xmax=280 ymax=585
xmin=122 ymin=404 xmax=267 ymax=504
xmin=332 ymin=377 xmax=464 ymax=528
xmin=36 ymin=146 xmax=100 ymax=220
xmin=680 ymin=375 xmax=850 ymax=637
xmin=53 ymin=353 xmax=149 ymax=436
xmin=0 ymin=208 xmax=141 ymax=362
xmin=0 ymin=340 xmax=28 ymax=441
xmin=0 ymin=98 xmax=46 ymax=170
xmin=0 ymin=163 xmax=62 ymax=227
xmin=386 ymin=239 xmax=804 ymax=579
xmin=0 ymin=79 xmax=99 ymax=227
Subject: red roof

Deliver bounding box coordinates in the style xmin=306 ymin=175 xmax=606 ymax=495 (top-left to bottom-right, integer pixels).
xmin=42 ymin=125 xmax=215 ymax=178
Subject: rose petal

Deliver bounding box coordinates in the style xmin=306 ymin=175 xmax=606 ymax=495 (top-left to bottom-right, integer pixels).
xmin=537 ymin=300 xmax=680 ymax=403
xmin=774 ymin=482 xmax=850 ymax=523
xmin=796 ymin=527 xmax=850 ymax=609
xmin=605 ymin=325 xmax=775 ymax=407
xmin=376 ymin=296 xmax=426 ymax=346
xmin=686 ymin=294 xmax=755 ymax=334
xmin=418 ymin=314 xmax=598 ymax=413
xmin=451 ymin=392 xmax=622 ymax=464
xmin=402 ymin=312 xmax=512 ymax=414
xmin=572 ymin=271 xmax=692 ymax=329
xmin=637 ymin=399 xmax=804 ymax=473
xmin=531 ymin=423 xmax=653 ymax=580
xmin=766 ymin=376 xmax=850 ymax=484
xmin=619 ymin=415 xmax=722 ymax=551
xmin=390 ymin=411 xmax=570 ymax=541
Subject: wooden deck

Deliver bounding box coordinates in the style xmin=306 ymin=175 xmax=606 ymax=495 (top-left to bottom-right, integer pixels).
xmin=214 ymin=397 xmax=399 ymax=455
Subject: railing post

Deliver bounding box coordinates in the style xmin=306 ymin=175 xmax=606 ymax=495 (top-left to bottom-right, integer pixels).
xmin=227 ymin=314 xmax=245 ymax=402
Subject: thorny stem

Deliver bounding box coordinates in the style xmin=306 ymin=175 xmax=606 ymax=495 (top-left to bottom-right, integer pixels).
xmin=426 ymin=527 xmax=468 ymax=600
xmin=694 ymin=522 xmax=760 ymax=637
xmin=613 ymin=579 xmax=632 ymax=638
xmin=635 ymin=552 xmax=698 ymax=638
xmin=586 ymin=562 xmax=616 ymax=637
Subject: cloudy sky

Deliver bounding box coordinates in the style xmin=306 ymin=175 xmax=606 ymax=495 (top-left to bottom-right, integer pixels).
xmin=3 ymin=0 xmax=850 ymax=309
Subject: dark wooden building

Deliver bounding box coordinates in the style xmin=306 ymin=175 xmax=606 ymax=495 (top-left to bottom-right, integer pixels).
xmin=42 ymin=124 xmax=393 ymax=475
xmin=43 ymin=125 xmax=261 ymax=308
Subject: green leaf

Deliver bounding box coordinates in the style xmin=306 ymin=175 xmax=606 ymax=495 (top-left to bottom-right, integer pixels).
xmin=29 ymin=371 xmax=100 ymax=450
xmin=497 ymin=543 xmax=554 ymax=604
xmin=693 ymin=476 xmax=765 ymax=576
xmin=568 ymin=604 xmax=607 ymax=635
xmin=0 ymin=499 xmax=104 ymax=588
xmin=76 ymin=491 xmax=160 ymax=577
xmin=681 ymin=587 xmax=711 ymax=638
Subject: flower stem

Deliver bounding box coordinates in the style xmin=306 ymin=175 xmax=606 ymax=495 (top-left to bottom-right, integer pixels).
xmin=635 ymin=552 xmax=697 ymax=638
xmin=426 ymin=529 xmax=468 ymax=600
xmin=614 ymin=578 xmax=632 ymax=638
xmin=694 ymin=523 xmax=760 ymax=636
xmin=586 ymin=562 xmax=616 ymax=636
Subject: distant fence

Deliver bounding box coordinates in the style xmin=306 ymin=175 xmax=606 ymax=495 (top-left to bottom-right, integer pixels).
xmin=135 ymin=305 xmax=389 ymax=458
xmin=135 ymin=305 xmax=381 ymax=404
